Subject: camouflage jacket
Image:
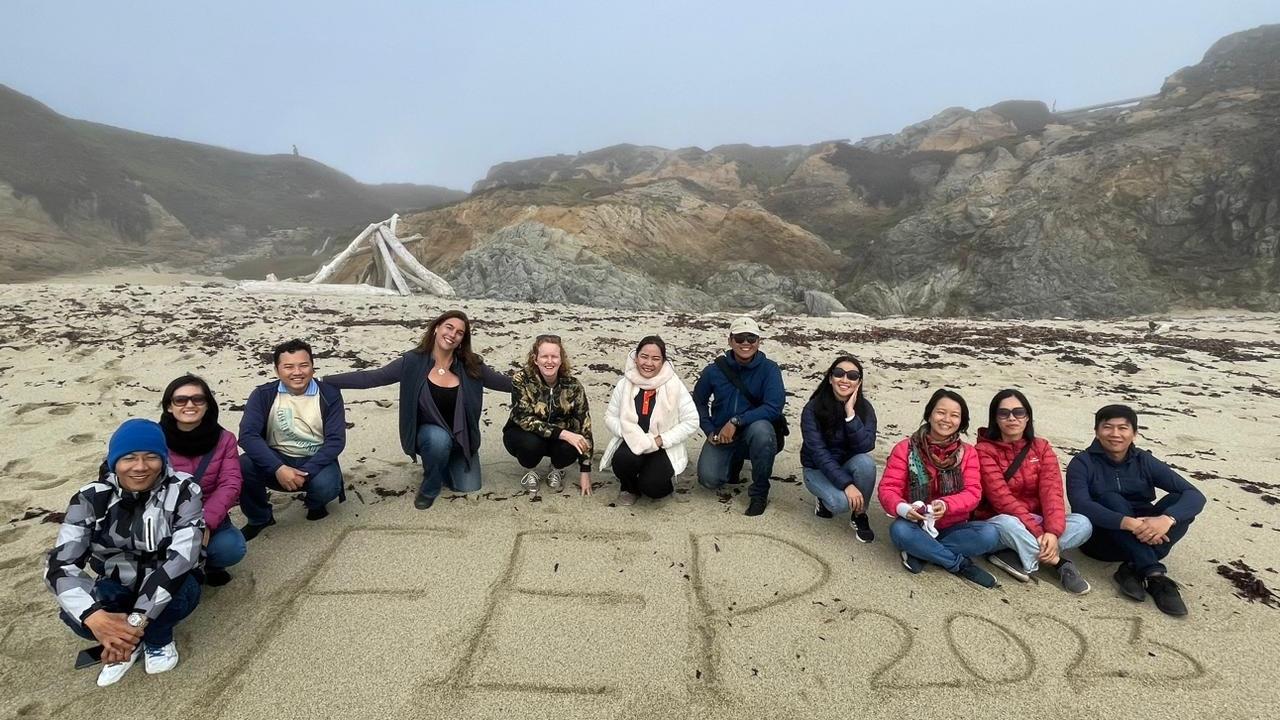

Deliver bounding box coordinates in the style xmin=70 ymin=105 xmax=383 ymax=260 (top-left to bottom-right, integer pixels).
xmin=508 ymin=367 xmax=593 ymax=470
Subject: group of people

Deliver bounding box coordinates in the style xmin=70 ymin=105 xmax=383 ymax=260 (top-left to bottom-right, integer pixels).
xmin=44 ymin=311 xmax=1206 ymax=687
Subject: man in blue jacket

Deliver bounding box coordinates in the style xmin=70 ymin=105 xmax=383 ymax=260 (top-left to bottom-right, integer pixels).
xmin=238 ymin=339 xmax=347 ymax=540
xmin=693 ymin=317 xmax=786 ymax=516
xmin=1065 ymin=404 xmax=1204 ymax=616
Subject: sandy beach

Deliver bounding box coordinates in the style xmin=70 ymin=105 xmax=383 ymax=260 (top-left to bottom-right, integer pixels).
xmin=1 ymin=275 xmax=1278 ymax=719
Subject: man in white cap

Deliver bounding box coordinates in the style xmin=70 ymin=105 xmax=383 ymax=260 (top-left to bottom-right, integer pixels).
xmin=692 ymin=316 xmax=787 ymax=515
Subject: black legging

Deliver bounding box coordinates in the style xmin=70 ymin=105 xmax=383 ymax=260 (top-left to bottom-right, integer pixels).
xmin=611 ymin=444 xmax=674 ymax=499
xmin=503 ymin=425 xmax=579 ymax=470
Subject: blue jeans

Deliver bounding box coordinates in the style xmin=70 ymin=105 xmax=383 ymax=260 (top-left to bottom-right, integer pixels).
xmin=60 ymin=574 xmax=201 ymax=647
xmin=205 ymin=520 xmax=246 ymax=570
xmin=889 ymin=519 xmax=1001 ymax=573
xmin=238 ymin=453 xmax=344 ymax=525
xmin=1080 ymin=492 xmax=1194 ymax=576
xmin=984 ymin=512 xmax=1093 ymax=572
xmin=803 ymin=453 xmax=877 ymax=515
xmin=696 ymin=419 xmax=778 ymax=499
xmin=417 ymin=423 xmax=482 ymax=499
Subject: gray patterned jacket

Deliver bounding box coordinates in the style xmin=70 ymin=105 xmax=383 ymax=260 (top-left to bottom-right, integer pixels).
xmin=45 ymin=467 xmax=205 ymax=625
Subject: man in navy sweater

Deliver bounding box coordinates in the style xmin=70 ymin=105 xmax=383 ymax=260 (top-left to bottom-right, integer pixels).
xmin=1065 ymin=404 xmax=1205 ymax=616
xmin=692 ymin=317 xmax=786 ymax=516
xmin=238 ymin=339 xmax=347 ymax=540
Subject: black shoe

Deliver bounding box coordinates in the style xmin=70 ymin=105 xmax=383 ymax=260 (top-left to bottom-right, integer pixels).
xmin=955 ymin=560 xmax=999 ymax=589
xmin=900 ymin=551 xmax=925 ymax=574
xmin=205 ymin=567 xmax=232 ymax=587
xmin=851 ymin=513 xmax=875 ymax=543
xmin=987 ymin=549 xmax=1031 ymax=582
xmin=725 ymin=475 xmax=747 ymax=485
xmin=305 ymin=506 xmax=329 ymax=521
xmin=1146 ymin=575 xmax=1188 ymax=616
xmin=413 ymin=493 xmax=436 ymax=510
xmin=815 ymin=499 xmax=833 ymax=519
xmin=1113 ymin=562 xmax=1147 ymax=601
xmin=241 ymin=519 xmax=275 ymax=542
xmin=745 ymin=497 xmax=768 ymax=516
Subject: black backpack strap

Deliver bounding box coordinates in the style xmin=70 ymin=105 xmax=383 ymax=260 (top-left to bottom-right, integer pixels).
xmin=1002 ymin=442 xmax=1035 ymax=481
xmin=190 ymin=451 xmax=216 ymax=484
xmin=714 ymin=357 xmax=761 ymax=409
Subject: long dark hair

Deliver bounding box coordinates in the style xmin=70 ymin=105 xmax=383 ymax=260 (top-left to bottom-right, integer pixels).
xmin=158 ymin=373 xmax=223 ymax=457
xmin=808 ymin=355 xmax=869 ymax=438
xmin=415 ymin=310 xmax=482 ymax=379
xmin=922 ymin=388 xmax=969 ymax=435
xmin=984 ymin=388 xmax=1035 ymax=441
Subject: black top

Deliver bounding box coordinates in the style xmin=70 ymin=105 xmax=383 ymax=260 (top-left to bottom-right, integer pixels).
xmin=429 ymin=381 xmax=459 ymax=425
xmin=634 ymin=388 xmax=656 ymax=433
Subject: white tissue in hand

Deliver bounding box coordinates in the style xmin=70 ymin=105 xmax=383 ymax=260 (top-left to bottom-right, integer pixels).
xmin=911 ymin=501 xmax=939 ymax=538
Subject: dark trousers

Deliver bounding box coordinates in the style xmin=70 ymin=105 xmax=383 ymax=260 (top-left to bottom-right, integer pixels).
xmin=60 ymin=574 xmax=201 ymax=647
xmin=239 ymin=453 xmax=344 ymax=525
xmin=1080 ymin=492 xmax=1195 ymax=576
xmin=503 ymin=425 xmax=579 ymax=470
xmin=611 ymin=444 xmax=675 ymax=499
xmin=696 ymin=419 xmax=779 ymax=499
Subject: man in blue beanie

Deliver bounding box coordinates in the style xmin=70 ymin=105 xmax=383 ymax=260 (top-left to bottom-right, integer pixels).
xmin=45 ymin=419 xmax=206 ymax=687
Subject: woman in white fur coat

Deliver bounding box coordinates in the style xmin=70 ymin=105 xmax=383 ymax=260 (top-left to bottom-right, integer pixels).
xmin=601 ymin=336 xmax=701 ymax=506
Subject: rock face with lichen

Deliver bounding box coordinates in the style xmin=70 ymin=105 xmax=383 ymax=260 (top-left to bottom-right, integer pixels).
xmin=397 ymin=25 xmax=1280 ymax=317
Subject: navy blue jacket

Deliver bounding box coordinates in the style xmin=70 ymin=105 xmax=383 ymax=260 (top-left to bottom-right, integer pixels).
xmin=691 ymin=350 xmax=785 ymax=436
xmin=799 ymin=396 xmax=877 ymax=485
xmin=1065 ymin=439 xmax=1205 ymax=531
xmin=238 ymin=380 xmax=346 ymax=477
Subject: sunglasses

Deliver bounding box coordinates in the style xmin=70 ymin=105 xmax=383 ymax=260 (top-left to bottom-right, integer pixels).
xmin=171 ymin=395 xmax=208 ymax=407
xmin=535 ymin=334 xmax=562 ymax=342
xmin=996 ymin=407 xmax=1028 ymax=420
xmin=731 ymin=333 xmax=760 ymax=344
xmin=831 ymin=368 xmax=862 ymax=381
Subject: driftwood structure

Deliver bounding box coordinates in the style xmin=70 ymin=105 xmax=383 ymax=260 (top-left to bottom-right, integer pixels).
xmin=306 ymin=214 xmax=455 ymax=297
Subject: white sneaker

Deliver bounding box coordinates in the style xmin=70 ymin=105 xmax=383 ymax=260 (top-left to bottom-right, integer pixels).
xmin=545 ymin=469 xmax=565 ymax=492
xmin=520 ymin=470 xmax=540 ymax=494
xmin=97 ymin=646 xmax=141 ymax=687
xmin=144 ymin=641 xmax=179 ymax=674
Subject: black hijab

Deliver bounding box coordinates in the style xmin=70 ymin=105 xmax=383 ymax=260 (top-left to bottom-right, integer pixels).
xmin=158 ymin=374 xmax=224 ymax=458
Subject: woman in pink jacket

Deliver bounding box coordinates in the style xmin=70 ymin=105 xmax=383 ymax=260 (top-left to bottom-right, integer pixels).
xmin=159 ymin=375 xmax=245 ymax=586
xmin=877 ymin=389 xmax=1000 ymax=588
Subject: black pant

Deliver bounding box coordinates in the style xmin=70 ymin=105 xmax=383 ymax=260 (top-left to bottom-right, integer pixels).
xmin=503 ymin=425 xmax=579 ymax=470
xmin=1080 ymin=492 xmax=1195 ymax=576
xmin=611 ymin=444 xmax=674 ymax=499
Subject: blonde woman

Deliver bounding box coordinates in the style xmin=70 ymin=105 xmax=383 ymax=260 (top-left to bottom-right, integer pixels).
xmin=503 ymin=334 xmax=594 ymax=495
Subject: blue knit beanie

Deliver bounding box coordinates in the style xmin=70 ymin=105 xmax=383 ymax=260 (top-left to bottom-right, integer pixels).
xmin=107 ymin=419 xmax=169 ymax=469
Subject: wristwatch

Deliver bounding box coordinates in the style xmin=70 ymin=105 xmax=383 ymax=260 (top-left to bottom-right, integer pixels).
xmin=127 ymin=612 xmax=148 ymax=629
xmin=730 ymin=416 xmax=743 ymax=428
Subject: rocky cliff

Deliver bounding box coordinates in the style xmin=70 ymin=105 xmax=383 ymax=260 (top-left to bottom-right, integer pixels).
xmin=396 ymin=25 xmax=1279 ymax=317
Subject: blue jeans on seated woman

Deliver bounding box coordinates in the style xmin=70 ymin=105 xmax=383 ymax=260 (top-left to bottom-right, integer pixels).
xmin=984 ymin=512 xmax=1093 ymax=573
xmin=889 ymin=518 xmax=1001 ymax=573
xmin=417 ymin=423 xmax=482 ymax=499
xmin=60 ymin=574 xmax=201 ymax=648
xmin=205 ymin=521 xmax=247 ymax=571
xmin=802 ymin=453 xmax=876 ymax=515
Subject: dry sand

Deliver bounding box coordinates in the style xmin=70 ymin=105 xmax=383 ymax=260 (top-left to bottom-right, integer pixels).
xmin=1 ymin=275 xmax=1278 ymax=719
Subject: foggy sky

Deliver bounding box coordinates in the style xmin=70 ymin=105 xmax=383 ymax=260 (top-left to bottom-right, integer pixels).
xmin=1 ymin=0 xmax=1275 ymax=190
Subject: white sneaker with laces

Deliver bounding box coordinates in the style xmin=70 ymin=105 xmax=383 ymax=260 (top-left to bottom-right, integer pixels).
xmin=520 ymin=470 xmax=540 ymax=494
xmin=144 ymin=641 xmax=179 ymax=674
xmin=97 ymin=646 xmax=141 ymax=687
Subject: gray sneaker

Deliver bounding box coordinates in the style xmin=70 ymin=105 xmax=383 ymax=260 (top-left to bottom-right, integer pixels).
xmin=987 ymin=549 xmax=1031 ymax=583
xmin=616 ymin=491 xmax=639 ymax=506
xmin=519 ymin=470 xmax=540 ymax=494
xmin=545 ymin=469 xmax=565 ymax=492
xmin=1055 ymin=560 xmax=1091 ymax=594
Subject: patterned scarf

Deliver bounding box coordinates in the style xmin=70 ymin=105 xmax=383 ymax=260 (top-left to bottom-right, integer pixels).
xmin=906 ymin=424 xmax=964 ymax=503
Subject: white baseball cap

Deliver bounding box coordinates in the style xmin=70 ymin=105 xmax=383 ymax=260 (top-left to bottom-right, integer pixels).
xmin=728 ymin=316 xmax=762 ymax=337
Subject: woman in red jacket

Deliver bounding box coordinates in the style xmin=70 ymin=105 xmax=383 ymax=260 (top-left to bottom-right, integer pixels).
xmin=877 ymin=389 xmax=1000 ymax=588
xmin=160 ymin=374 xmax=245 ymax=586
xmin=974 ymin=389 xmax=1092 ymax=593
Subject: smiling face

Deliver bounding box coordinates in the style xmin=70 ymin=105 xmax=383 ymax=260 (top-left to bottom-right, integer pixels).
xmin=1096 ymin=417 xmax=1137 ymax=459
xmin=927 ymin=397 xmax=963 ymax=440
xmin=275 ymin=350 xmax=315 ymax=394
xmin=635 ymin=343 xmax=665 ymax=379
xmin=167 ymin=383 xmax=208 ymax=430
xmin=535 ymin=341 xmax=563 ymax=382
xmin=828 ymin=361 xmax=861 ymax=400
xmin=996 ymin=395 xmax=1028 ymax=442
xmin=115 ymin=452 xmax=164 ymax=492
xmin=434 ymin=318 xmax=467 ymax=354
xmin=729 ymin=332 xmax=760 ymax=363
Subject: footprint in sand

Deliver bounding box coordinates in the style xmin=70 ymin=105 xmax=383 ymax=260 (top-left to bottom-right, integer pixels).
xmin=67 ymin=433 xmax=94 ymax=445
xmin=0 ymin=525 xmax=29 ymax=546
xmin=13 ymin=402 xmax=76 ymax=417
xmin=18 ymin=473 xmax=73 ymax=491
